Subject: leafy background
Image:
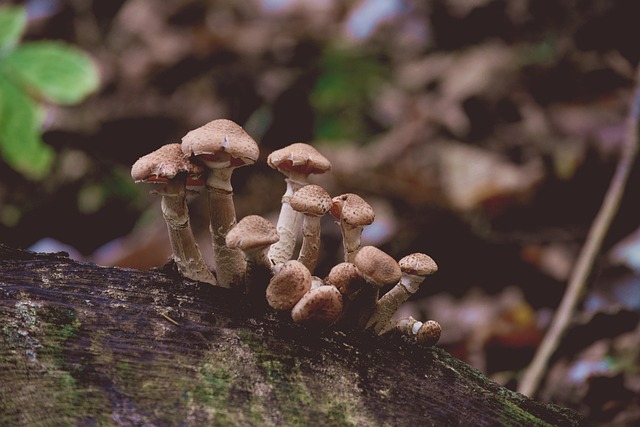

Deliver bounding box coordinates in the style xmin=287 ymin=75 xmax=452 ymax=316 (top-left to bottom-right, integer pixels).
xmin=0 ymin=0 xmax=639 ymax=424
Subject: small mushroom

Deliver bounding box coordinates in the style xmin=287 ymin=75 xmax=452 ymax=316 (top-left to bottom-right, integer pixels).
xmin=394 ymin=317 xmax=441 ymax=346
xmin=266 ymin=260 xmax=312 ymax=311
xmin=352 ymin=246 xmax=402 ymax=328
xmin=289 ymin=184 xmax=332 ymax=274
xmin=131 ymin=144 xmax=216 ymax=286
xmin=267 ymin=143 xmax=331 ymax=266
xmin=324 ymin=262 xmax=366 ymax=325
xmin=181 ymin=119 xmax=259 ymax=289
xmin=226 ymin=215 xmax=279 ymax=295
xmin=367 ymin=252 xmax=438 ymax=334
xmin=330 ymin=193 xmax=375 ymax=262
xmin=291 ymin=285 xmax=343 ymax=326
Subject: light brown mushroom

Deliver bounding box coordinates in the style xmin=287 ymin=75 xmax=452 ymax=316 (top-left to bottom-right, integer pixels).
xmin=131 ymin=144 xmax=216 ymax=286
xmin=266 ymin=143 xmax=331 ymax=266
xmin=181 ymin=119 xmax=259 ymax=289
xmin=265 ymin=260 xmax=311 ymax=311
xmin=330 ymin=193 xmax=375 ymax=262
xmin=367 ymin=252 xmax=438 ymax=334
xmin=394 ymin=317 xmax=441 ymax=346
xmin=226 ymin=215 xmax=279 ymax=295
xmin=289 ymin=184 xmax=332 ymax=274
xmin=352 ymin=246 xmax=402 ymax=328
xmin=291 ymin=285 xmax=343 ymax=326
xmin=324 ymin=262 xmax=366 ymax=325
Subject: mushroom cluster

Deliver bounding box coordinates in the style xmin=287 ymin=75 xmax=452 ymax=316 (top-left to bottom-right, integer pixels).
xmin=131 ymin=118 xmax=441 ymax=345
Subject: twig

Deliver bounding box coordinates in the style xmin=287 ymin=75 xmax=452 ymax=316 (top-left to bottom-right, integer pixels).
xmin=517 ymin=67 xmax=640 ymax=397
xmin=160 ymin=312 xmax=180 ymax=326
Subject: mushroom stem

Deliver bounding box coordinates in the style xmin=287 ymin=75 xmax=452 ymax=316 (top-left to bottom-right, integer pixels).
xmin=298 ymin=215 xmax=322 ymax=274
xmin=269 ymin=177 xmax=305 ymax=265
xmin=206 ymin=183 xmax=246 ymax=289
xmin=341 ymin=223 xmax=364 ymax=263
xmin=366 ymin=272 xmax=423 ymax=334
xmin=160 ymin=182 xmax=217 ymax=286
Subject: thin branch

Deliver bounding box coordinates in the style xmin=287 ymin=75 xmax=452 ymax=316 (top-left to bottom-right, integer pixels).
xmin=517 ymin=67 xmax=640 ymax=397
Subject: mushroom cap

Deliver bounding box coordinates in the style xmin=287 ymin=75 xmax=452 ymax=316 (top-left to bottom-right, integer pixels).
xmin=181 ymin=119 xmax=259 ymax=168
xmin=289 ymin=184 xmax=332 ymax=217
xmin=266 ymin=260 xmax=311 ymax=310
xmin=399 ymin=253 xmax=438 ymax=276
xmin=267 ymin=143 xmax=331 ymax=176
xmin=330 ymin=193 xmax=375 ymax=228
xmin=226 ymin=215 xmax=279 ymax=251
xmin=291 ymin=285 xmax=343 ymax=325
xmin=353 ymin=246 xmax=401 ymax=288
xmin=131 ymin=143 xmax=204 ymax=183
xmin=417 ymin=320 xmax=441 ymax=346
xmin=324 ymin=262 xmax=365 ymax=298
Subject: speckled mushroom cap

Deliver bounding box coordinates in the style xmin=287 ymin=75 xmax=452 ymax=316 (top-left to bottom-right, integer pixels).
xmin=399 ymin=253 xmax=438 ymax=277
xmin=131 ymin=143 xmax=203 ymax=183
xmin=353 ymin=246 xmax=401 ymax=288
xmin=266 ymin=260 xmax=311 ymax=310
xmin=417 ymin=320 xmax=441 ymax=346
xmin=267 ymin=143 xmax=331 ymax=176
xmin=324 ymin=262 xmax=365 ymax=298
xmin=226 ymin=215 xmax=279 ymax=251
xmin=181 ymin=119 xmax=259 ymax=167
xmin=330 ymin=193 xmax=375 ymax=228
xmin=289 ymin=185 xmax=332 ymax=217
xmin=291 ymin=285 xmax=343 ymax=325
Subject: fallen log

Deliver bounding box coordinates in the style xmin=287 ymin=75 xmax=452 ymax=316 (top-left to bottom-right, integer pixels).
xmin=0 ymin=244 xmax=584 ymax=426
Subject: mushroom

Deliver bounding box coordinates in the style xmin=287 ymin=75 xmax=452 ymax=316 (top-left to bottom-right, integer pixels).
xmin=225 ymin=215 xmax=279 ymax=295
xmin=352 ymin=246 xmax=402 ymax=328
xmin=289 ymin=184 xmax=332 ymax=274
xmin=324 ymin=262 xmax=366 ymax=325
xmin=394 ymin=317 xmax=442 ymax=346
xmin=181 ymin=119 xmax=259 ymax=289
xmin=366 ymin=252 xmax=438 ymax=334
xmin=291 ymin=285 xmax=343 ymax=326
xmin=267 ymin=143 xmax=331 ymax=266
xmin=265 ymin=260 xmax=311 ymax=311
xmin=131 ymin=143 xmax=216 ymax=286
xmin=330 ymin=193 xmax=375 ymax=262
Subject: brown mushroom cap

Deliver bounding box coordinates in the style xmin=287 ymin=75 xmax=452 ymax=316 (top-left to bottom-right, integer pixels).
xmin=417 ymin=320 xmax=441 ymax=346
xmin=289 ymin=185 xmax=332 ymax=217
xmin=267 ymin=143 xmax=331 ymax=176
xmin=181 ymin=119 xmax=259 ymax=168
xmin=324 ymin=262 xmax=365 ymax=298
xmin=291 ymin=285 xmax=343 ymax=325
xmin=226 ymin=215 xmax=279 ymax=251
xmin=399 ymin=253 xmax=438 ymax=277
xmin=330 ymin=193 xmax=375 ymax=228
xmin=266 ymin=260 xmax=311 ymax=310
xmin=131 ymin=143 xmax=203 ymax=183
xmin=353 ymin=246 xmax=401 ymax=288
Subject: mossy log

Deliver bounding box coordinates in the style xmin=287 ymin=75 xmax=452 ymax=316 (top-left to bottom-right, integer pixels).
xmin=0 ymin=244 xmax=583 ymax=426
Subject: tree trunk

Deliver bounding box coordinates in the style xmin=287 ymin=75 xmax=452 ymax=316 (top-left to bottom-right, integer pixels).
xmin=0 ymin=244 xmax=583 ymax=426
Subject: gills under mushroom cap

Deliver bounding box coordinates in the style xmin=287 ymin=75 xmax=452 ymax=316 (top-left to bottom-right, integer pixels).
xmin=181 ymin=119 xmax=259 ymax=168
xmin=267 ymin=143 xmax=331 ymax=176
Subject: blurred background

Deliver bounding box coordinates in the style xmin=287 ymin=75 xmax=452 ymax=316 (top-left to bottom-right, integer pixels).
xmin=1 ymin=0 xmax=640 ymax=423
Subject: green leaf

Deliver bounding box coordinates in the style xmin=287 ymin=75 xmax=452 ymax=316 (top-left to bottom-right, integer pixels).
xmin=4 ymin=41 xmax=99 ymax=105
xmin=0 ymin=75 xmax=54 ymax=179
xmin=0 ymin=6 xmax=26 ymax=52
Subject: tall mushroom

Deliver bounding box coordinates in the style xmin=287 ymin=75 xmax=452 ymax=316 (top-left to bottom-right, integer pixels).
xmin=352 ymin=246 xmax=402 ymax=328
xmin=366 ymin=252 xmax=438 ymax=334
xmin=181 ymin=119 xmax=259 ymax=289
xmin=225 ymin=215 xmax=279 ymax=296
xmin=289 ymin=184 xmax=332 ymax=274
xmin=131 ymin=143 xmax=216 ymax=286
xmin=330 ymin=193 xmax=375 ymax=263
xmin=267 ymin=143 xmax=331 ymax=266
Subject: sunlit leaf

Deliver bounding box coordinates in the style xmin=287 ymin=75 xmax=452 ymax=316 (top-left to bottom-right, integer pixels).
xmin=0 ymin=75 xmax=53 ymax=180
xmin=0 ymin=6 xmax=26 ymax=52
xmin=4 ymin=41 xmax=99 ymax=105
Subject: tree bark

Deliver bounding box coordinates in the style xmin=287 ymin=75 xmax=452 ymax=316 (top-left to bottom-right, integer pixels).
xmin=0 ymin=244 xmax=583 ymax=426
